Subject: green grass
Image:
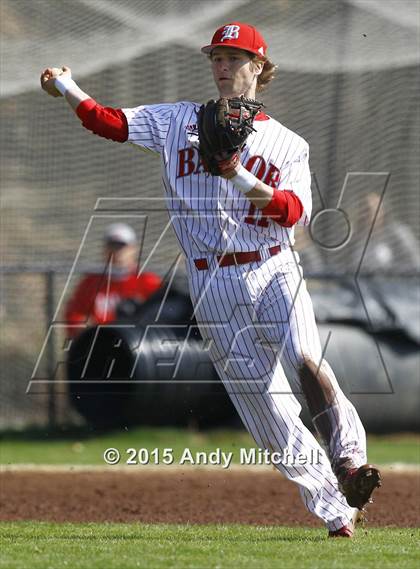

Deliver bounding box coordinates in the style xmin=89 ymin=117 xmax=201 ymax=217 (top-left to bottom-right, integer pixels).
xmin=0 ymin=522 xmax=419 ymax=569
xmin=367 ymin=434 xmax=420 ymax=466
xmin=0 ymin=428 xmax=419 ymax=466
xmin=0 ymin=428 xmax=252 ymax=466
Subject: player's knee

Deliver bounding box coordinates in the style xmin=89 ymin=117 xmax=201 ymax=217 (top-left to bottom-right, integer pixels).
xmin=298 ymin=354 xmax=319 ymax=376
xmin=283 ymin=327 xmax=323 ymax=369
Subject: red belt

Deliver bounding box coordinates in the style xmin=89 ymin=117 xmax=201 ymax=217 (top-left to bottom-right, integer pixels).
xmin=194 ymin=245 xmax=281 ymax=270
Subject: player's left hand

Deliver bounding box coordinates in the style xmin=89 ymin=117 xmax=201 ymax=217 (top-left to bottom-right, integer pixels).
xmin=197 ymin=97 xmax=263 ymax=177
xmin=215 ymin=151 xmax=241 ymax=179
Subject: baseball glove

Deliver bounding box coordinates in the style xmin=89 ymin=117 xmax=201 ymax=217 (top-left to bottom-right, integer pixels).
xmin=197 ymin=96 xmax=264 ymax=176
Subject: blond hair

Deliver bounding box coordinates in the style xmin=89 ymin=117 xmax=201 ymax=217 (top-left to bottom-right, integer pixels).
xmin=251 ymin=55 xmax=277 ymax=92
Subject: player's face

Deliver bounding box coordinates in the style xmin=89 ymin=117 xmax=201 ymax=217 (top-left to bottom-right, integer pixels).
xmin=210 ymin=47 xmax=263 ymax=98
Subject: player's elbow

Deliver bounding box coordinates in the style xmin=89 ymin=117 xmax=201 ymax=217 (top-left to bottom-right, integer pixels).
xmin=261 ymin=190 xmax=304 ymax=227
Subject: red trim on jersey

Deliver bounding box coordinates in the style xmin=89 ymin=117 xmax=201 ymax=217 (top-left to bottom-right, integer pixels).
xmin=76 ymin=99 xmax=128 ymax=142
xmin=255 ymin=112 xmax=269 ymax=121
xmin=261 ymin=190 xmax=303 ymax=227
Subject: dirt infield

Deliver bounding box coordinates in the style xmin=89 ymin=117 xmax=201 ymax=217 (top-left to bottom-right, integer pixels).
xmin=0 ymin=468 xmax=418 ymax=527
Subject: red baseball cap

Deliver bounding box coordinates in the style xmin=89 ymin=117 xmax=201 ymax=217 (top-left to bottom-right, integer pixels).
xmin=201 ymin=22 xmax=267 ymax=57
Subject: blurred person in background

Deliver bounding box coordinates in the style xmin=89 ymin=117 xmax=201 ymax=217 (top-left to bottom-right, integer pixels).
xmin=65 ymin=223 xmax=162 ymax=338
xmin=355 ymin=192 xmax=420 ymax=274
xmin=294 ymin=192 xmax=420 ymax=276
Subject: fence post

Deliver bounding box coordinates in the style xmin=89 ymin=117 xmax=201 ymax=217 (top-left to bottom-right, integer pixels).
xmin=46 ymin=270 xmax=57 ymax=428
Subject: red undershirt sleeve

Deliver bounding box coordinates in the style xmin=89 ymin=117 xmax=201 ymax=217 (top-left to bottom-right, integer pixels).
xmin=261 ymin=190 xmax=304 ymax=228
xmin=76 ymin=98 xmax=128 ymax=142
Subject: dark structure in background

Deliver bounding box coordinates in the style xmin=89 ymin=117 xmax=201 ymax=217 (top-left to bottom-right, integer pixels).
xmin=67 ymin=286 xmax=239 ymax=429
xmin=67 ymin=279 xmax=420 ymax=432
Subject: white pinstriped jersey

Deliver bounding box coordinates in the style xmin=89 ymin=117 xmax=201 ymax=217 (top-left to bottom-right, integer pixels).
xmin=122 ymin=101 xmax=311 ymax=258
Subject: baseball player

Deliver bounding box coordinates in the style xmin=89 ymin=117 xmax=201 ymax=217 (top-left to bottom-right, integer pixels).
xmin=41 ymin=22 xmax=381 ymax=537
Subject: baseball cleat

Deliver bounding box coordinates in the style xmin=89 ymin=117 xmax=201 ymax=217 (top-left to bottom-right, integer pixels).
xmin=339 ymin=464 xmax=382 ymax=510
xmin=328 ymin=508 xmax=361 ymax=538
xmin=328 ymin=525 xmax=353 ymax=538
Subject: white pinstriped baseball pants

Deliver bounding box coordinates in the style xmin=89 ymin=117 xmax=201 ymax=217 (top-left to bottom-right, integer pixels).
xmin=187 ymin=248 xmax=366 ymax=530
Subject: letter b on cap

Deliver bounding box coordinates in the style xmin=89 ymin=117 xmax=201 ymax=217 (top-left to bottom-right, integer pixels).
xmin=221 ymin=25 xmax=240 ymax=41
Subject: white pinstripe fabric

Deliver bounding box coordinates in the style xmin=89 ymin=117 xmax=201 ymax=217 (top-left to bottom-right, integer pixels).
xmin=122 ymin=101 xmax=366 ymax=530
xmin=254 ymin=258 xmax=367 ymax=468
xmin=122 ymin=102 xmax=311 ymax=258
xmin=187 ymin=253 xmax=361 ymax=531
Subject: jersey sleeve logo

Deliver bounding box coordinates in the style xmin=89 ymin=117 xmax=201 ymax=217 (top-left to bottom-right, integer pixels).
xmin=221 ymin=25 xmax=240 ymax=41
xmin=185 ymin=123 xmax=199 ymax=147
